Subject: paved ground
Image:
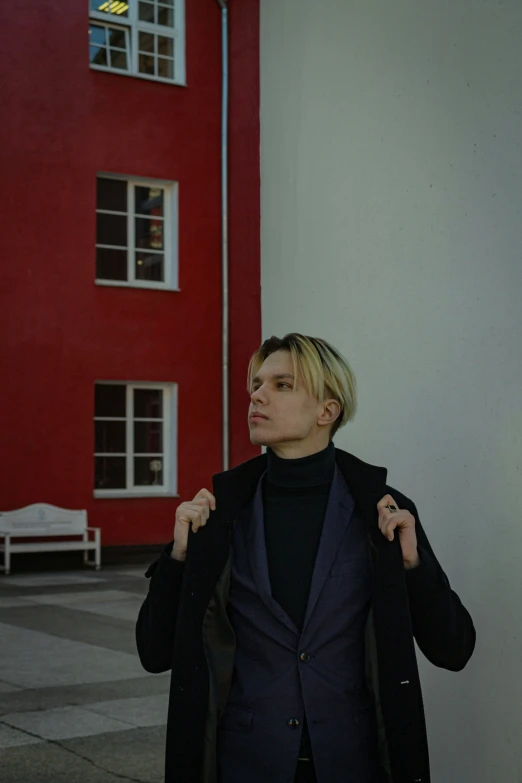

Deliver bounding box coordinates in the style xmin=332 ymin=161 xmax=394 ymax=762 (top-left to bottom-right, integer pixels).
xmin=0 ymin=563 xmax=170 ymax=783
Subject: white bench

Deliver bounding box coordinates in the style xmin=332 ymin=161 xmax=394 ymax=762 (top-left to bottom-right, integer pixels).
xmin=0 ymin=503 xmax=101 ymax=576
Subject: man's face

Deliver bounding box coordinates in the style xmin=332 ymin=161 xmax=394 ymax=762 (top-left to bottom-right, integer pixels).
xmin=248 ymin=350 xmax=329 ymax=452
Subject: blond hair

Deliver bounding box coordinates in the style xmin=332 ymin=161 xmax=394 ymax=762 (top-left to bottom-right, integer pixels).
xmin=247 ymin=333 xmax=357 ymax=437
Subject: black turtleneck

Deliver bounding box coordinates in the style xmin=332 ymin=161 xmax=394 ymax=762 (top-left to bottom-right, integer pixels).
xmin=262 ymin=442 xmax=335 ymax=632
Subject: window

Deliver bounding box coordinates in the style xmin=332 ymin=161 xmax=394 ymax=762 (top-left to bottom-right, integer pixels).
xmin=89 ymin=0 xmax=185 ymax=85
xmin=95 ymin=175 xmax=178 ymax=289
xmin=94 ymin=382 xmax=177 ymax=497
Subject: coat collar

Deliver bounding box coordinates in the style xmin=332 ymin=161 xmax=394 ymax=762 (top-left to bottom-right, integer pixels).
xmin=333 ymin=449 xmax=388 ymax=540
xmin=212 ymin=448 xmax=388 ymax=532
xmin=187 ymin=448 xmax=398 ymax=600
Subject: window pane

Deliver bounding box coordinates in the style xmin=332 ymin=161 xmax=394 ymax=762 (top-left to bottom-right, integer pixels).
xmin=96 ymin=247 xmax=128 ymax=280
xmin=107 ymin=27 xmax=127 ymax=48
xmin=134 ymin=457 xmax=164 ymax=487
xmin=95 ymin=457 xmax=126 ymax=489
xmin=97 ymin=178 xmax=127 ymax=212
xmin=95 ymin=420 xmax=126 ymax=453
xmin=158 ymin=5 xmax=174 ymax=27
xmin=95 ymin=384 xmax=126 ymax=417
xmin=134 ymin=388 xmax=163 ymax=419
xmin=97 ymin=212 xmax=127 ymax=246
xmin=110 ymin=48 xmax=128 ymax=70
xmin=138 ymin=31 xmax=154 ymax=52
xmin=134 ymin=421 xmax=163 ymax=453
xmin=135 ymin=217 xmax=163 ymax=250
xmin=157 ymin=36 xmax=173 ymax=58
xmin=139 ymin=1 xmax=154 ymax=23
xmin=135 ymin=187 xmax=164 ymax=217
xmin=157 ymin=57 xmax=173 ymax=80
xmin=161 ymin=0 xmax=173 ymax=6
xmin=90 ymin=45 xmax=108 ymax=67
xmin=135 ymin=252 xmax=164 ymax=282
xmin=89 ymin=25 xmax=107 ymax=46
xmin=138 ymin=53 xmax=155 ymax=75
xmin=90 ymin=0 xmax=106 ymax=12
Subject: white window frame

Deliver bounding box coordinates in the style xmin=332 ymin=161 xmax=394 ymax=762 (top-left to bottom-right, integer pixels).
xmin=89 ymin=0 xmax=186 ymax=86
xmin=94 ymin=381 xmax=178 ymax=499
xmin=95 ymin=173 xmax=179 ymax=291
xmin=89 ymin=21 xmax=131 ymax=72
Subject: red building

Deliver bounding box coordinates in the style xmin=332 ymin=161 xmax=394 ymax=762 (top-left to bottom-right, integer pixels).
xmin=0 ymin=0 xmax=261 ymax=547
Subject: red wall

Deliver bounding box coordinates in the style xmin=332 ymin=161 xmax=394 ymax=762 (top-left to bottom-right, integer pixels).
xmin=0 ymin=0 xmax=260 ymax=545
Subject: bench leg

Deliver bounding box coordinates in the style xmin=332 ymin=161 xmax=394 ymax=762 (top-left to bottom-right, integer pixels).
xmin=83 ymin=533 xmax=94 ymax=568
xmin=82 ymin=531 xmax=101 ymax=571
xmin=95 ymin=531 xmax=101 ymax=570
xmin=4 ymin=535 xmax=11 ymax=576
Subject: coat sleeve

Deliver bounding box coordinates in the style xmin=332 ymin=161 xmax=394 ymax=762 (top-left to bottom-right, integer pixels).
xmin=398 ymin=496 xmax=476 ymax=672
xmin=135 ymin=541 xmax=185 ymax=674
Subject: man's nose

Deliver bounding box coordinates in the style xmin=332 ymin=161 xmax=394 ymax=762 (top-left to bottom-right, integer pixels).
xmin=250 ymin=386 xmax=267 ymax=404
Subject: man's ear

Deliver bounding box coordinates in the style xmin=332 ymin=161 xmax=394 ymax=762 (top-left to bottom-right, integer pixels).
xmin=318 ymin=399 xmax=341 ymax=428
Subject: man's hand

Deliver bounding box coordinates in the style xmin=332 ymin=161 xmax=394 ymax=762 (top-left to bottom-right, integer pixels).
xmin=171 ymin=489 xmax=216 ymax=562
xmin=377 ymin=494 xmax=420 ymax=569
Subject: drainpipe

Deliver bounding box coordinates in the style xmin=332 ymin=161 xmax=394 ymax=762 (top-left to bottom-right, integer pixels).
xmin=216 ymin=0 xmax=230 ymax=470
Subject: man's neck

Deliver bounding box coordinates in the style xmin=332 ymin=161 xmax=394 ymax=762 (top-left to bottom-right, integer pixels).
xmin=269 ymin=437 xmax=333 ymax=460
xmin=266 ymin=442 xmax=335 ymax=488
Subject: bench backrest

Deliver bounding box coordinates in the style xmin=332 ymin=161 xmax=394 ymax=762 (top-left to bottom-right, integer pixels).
xmin=0 ymin=504 xmax=87 ymax=536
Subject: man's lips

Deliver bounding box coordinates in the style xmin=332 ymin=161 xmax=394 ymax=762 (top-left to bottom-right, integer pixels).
xmin=249 ymin=412 xmax=268 ymax=420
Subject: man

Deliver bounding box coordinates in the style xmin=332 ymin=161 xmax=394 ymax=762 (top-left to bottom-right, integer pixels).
xmin=136 ymin=333 xmax=475 ymax=783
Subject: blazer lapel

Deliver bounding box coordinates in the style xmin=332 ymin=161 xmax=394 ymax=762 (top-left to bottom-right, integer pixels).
xmin=301 ymin=466 xmax=355 ymax=632
xmin=242 ymin=475 xmax=298 ymax=634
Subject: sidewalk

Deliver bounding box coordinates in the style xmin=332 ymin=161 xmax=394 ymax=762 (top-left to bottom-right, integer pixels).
xmin=0 ymin=564 xmax=169 ymax=783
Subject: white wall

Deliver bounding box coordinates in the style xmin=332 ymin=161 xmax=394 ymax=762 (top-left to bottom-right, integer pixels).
xmin=260 ymin=1 xmax=522 ymax=780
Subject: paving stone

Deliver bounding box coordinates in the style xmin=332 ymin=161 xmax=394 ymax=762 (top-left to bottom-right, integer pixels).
xmin=68 ymin=597 xmax=145 ymax=622
xmin=0 ymin=673 xmax=170 ymax=716
xmin=25 ymin=593 xmax=145 ymax=623
xmin=3 ymin=705 xmax=133 ymax=741
xmin=84 ymin=694 xmax=169 ymax=728
xmin=0 ymin=739 xmax=143 ymax=782
xmin=0 ymin=597 xmax=35 ymax=608
xmin=0 ymin=604 xmax=137 ymax=655
xmin=112 ymin=568 xmax=150 ymax=579
xmin=0 ymin=722 xmax=42 ymax=748
xmin=0 ymin=574 xmax=145 ymax=600
xmin=62 ymin=725 xmax=166 ymax=782
xmin=0 ymin=622 xmax=149 ymax=689
xmin=0 ymin=574 xmax=107 ymax=587
xmin=29 ymin=589 xmax=139 ymax=606
xmin=0 ymin=680 xmax=23 ymax=693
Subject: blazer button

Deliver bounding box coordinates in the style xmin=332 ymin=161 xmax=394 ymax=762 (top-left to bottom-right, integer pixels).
xmin=299 ymin=652 xmax=311 ymax=663
xmin=288 ymin=718 xmax=300 ymax=729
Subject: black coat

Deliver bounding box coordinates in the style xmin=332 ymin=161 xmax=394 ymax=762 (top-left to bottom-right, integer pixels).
xmin=136 ymin=449 xmax=476 ymax=783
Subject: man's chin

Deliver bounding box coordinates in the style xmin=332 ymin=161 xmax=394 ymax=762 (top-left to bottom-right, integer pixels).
xmin=249 ymin=429 xmax=271 ymax=447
